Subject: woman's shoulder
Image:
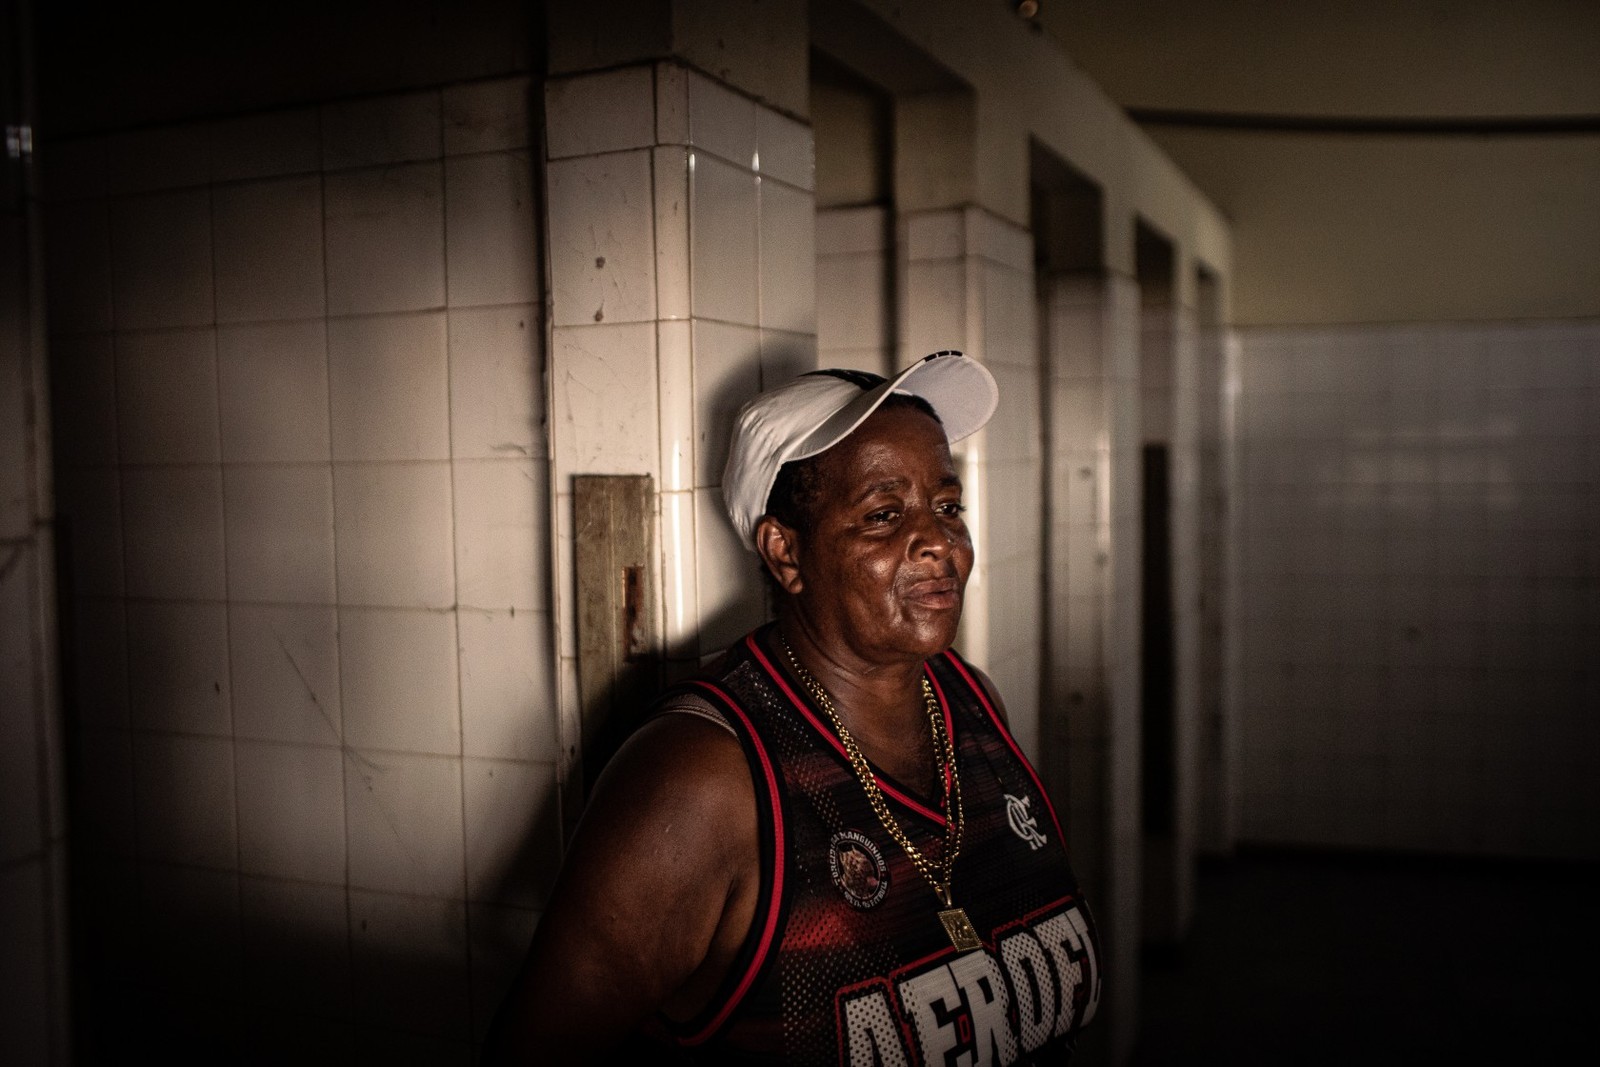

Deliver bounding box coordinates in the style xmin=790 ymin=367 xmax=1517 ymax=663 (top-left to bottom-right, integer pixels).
xmin=653 ymin=689 xmax=736 ymax=735
xmin=603 ymin=708 xmax=751 ymax=808
xmin=933 ymin=646 xmax=1010 ymax=726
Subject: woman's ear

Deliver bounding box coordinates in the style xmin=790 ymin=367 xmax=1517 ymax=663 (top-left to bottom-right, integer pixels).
xmin=755 ymin=516 xmax=804 ymax=596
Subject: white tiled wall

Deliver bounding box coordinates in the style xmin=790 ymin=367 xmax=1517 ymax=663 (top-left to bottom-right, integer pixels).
xmin=1043 ymin=274 xmax=1112 ymax=879
xmin=972 ymin=216 xmax=1045 ymax=764
xmin=817 ymin=205 xmax=895 ymax=376
xmin=542 ymin=59 xmax=816 ymax=736
xmin=1042 ymin=270 xmax=1144 ymax=1060
xmin=897 ymin=205 xmax=1045 ymax=762
xmin=46 ymin=76 xmax=552 ymax=1057
xmin=1234 ymin=320 xmax=1600 ymax=861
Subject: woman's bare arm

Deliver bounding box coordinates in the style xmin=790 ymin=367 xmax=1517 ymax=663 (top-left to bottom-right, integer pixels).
xmin=483 ymin=713 xmax=759 ymax=1063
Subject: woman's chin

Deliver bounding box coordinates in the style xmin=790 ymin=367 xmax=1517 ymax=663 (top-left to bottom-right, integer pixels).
xmin=896 ymin=610 xmax=963 ymax=659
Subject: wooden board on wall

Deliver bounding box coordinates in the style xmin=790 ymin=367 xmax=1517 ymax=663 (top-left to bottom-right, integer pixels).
xmin=572 ymin=474 xmax=660 ymax=817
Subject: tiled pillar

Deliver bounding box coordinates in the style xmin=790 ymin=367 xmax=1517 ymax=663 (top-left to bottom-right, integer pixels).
xmin=1170 ymin=301 xmax=1203 ymax=936
xmin=816 ymin=205 xmax=895 ymax=377
xmin=896 ymin=205 xmax=1043 ymax=759
xmin=1042 ymin=269 xmax=1143 ymax=1066
xmin=1197 ymin=304 xmax=1238 ymax=855
xmin=2 ymin=128 xmax=71 ymax=1063
xmin=1219 ymin=327 xmax=1245 ymax=855
xmin=891 ymin=82 xmax=1048 ymax=759
xmin=542 ymin=61 xmax=816 ymax=792
xmin=1140 ymin=289 xmax=1202 ymax=944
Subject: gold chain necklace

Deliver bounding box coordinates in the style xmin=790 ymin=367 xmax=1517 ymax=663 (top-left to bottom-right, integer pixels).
xmin=780 ymin=636 xmax=982 ymax=952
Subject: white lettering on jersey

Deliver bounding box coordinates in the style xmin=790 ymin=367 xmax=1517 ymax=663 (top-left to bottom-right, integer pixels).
xmin=1035 ymin=909 xmax=1100 ymax=1036
xmin=950 ymin=950 xmax=1017 ymax=1067
xmin=898 ymin=965 xmax=964 ymax=1065
xmin=1064 ymin=907 xmax=1101 ymax=1026
xmin=839 ymin=902 xmax=1097 ymax=1067
xmin=998 ymin=928 xmax=1058 ymax=1053
xmin=841 ymin=986 xmax=911 ymax=1067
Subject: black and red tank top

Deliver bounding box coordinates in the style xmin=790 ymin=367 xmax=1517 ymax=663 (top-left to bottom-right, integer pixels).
xmin=652 ymin=625 xmax=1100 ymax=1065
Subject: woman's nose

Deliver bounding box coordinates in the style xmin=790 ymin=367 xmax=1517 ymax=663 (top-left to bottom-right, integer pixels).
xmin=907 ymin=507 xmax=952 ymax=558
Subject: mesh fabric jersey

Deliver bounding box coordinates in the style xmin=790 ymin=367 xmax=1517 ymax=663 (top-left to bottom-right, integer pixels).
xmin=646 ymin=624 xmax=1101 ymax=1066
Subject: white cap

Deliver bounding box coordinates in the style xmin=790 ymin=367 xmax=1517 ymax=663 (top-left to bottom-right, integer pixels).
xmin=721 ymin=351 xmax=999 ymax=550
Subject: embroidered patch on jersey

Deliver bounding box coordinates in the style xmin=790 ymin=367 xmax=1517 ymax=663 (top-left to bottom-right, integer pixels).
xmin=1006 ymin=793 xmax=1048 ymax=851
xmin=828 ymin=830 xmax=889 ymax=909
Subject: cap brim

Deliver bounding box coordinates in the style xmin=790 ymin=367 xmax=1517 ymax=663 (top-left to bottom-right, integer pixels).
xmin=787 ymin=351 xmax=999 ymax=463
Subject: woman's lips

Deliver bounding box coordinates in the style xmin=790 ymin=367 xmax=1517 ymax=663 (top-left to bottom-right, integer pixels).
xmin=904 ymin=576 xmax=961 ymax=608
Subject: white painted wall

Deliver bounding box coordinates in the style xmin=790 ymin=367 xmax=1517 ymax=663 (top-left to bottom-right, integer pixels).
xmin=1048 ymin=0 xmax=1598 ymax=326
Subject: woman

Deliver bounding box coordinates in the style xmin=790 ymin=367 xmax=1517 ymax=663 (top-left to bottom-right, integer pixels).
xmin=488 ymin=352 xmax=1100 ymax=1064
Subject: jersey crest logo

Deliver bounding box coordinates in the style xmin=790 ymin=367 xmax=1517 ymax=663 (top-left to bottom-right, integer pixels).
xmin=1005 ymin=793 xmax=1048 ymax=851
xmin=829 ymin=830 xmax=889 ymax=909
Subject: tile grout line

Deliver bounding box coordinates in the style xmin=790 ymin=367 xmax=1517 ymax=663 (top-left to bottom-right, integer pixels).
xmin=438 ymin=89 xmax=481 ymax=1041
xmin=202 ymin=153 xmax=251 ymax=992
xmin=649 ymin=79 xmax=675 ymax=671
xmin=313 ymin=99 xmax=362 ymax=1031
xmin=99 ymin=169 xmax=154 ymax=894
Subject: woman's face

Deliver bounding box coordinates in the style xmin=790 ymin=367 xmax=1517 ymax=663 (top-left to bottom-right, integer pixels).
xmin=785 ymin=404 xmax=974 ymax=668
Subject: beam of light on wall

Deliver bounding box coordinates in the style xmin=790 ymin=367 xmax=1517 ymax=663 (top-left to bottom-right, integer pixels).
xmin=957 ymin=438 xmax=989 ymax=667
xmin=666 ymin=486 xmax=687 ymax=651
xmin=962 ymin=441 xmax=983 ymax=584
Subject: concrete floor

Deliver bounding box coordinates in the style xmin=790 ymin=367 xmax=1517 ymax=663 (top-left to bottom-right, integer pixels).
xmin=1129 ymin=849 xmax=1597 ymax=1065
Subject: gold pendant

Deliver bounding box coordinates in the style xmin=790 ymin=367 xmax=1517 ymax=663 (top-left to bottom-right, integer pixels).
xmin=939 ymin=907 xmax=983 ymax=952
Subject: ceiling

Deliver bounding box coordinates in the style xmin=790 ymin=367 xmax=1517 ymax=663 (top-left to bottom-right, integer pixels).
xmin=1036 ymin=0 xmax=1600 ymax=120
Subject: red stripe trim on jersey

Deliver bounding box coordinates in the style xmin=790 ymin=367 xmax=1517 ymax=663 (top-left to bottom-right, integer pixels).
xmin=676 ymin=679 xmax=786 ymax=1046
xmin=745 ymin=634 xmax=949 ymax=828
xmin=940 ymin=651 xmax=1069 ymax=848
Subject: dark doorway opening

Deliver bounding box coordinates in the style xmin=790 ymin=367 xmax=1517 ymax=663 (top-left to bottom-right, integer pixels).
xmin=1141 ymin=443 xmax=1175 ymax=841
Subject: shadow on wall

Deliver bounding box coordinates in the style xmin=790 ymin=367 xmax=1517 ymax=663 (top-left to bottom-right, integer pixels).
xmin=40 ymin=71 xmax=555 ymax=1059
xmin=42 ymin=67 xmax=803 ymax=1051
xmin=65 ymin=714 xmax=563 ymax=1060
xmin=56 ymin=523 xmax=561 ymax=1056
xmin=60 ymin=512 xmax=771 ymax=1059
